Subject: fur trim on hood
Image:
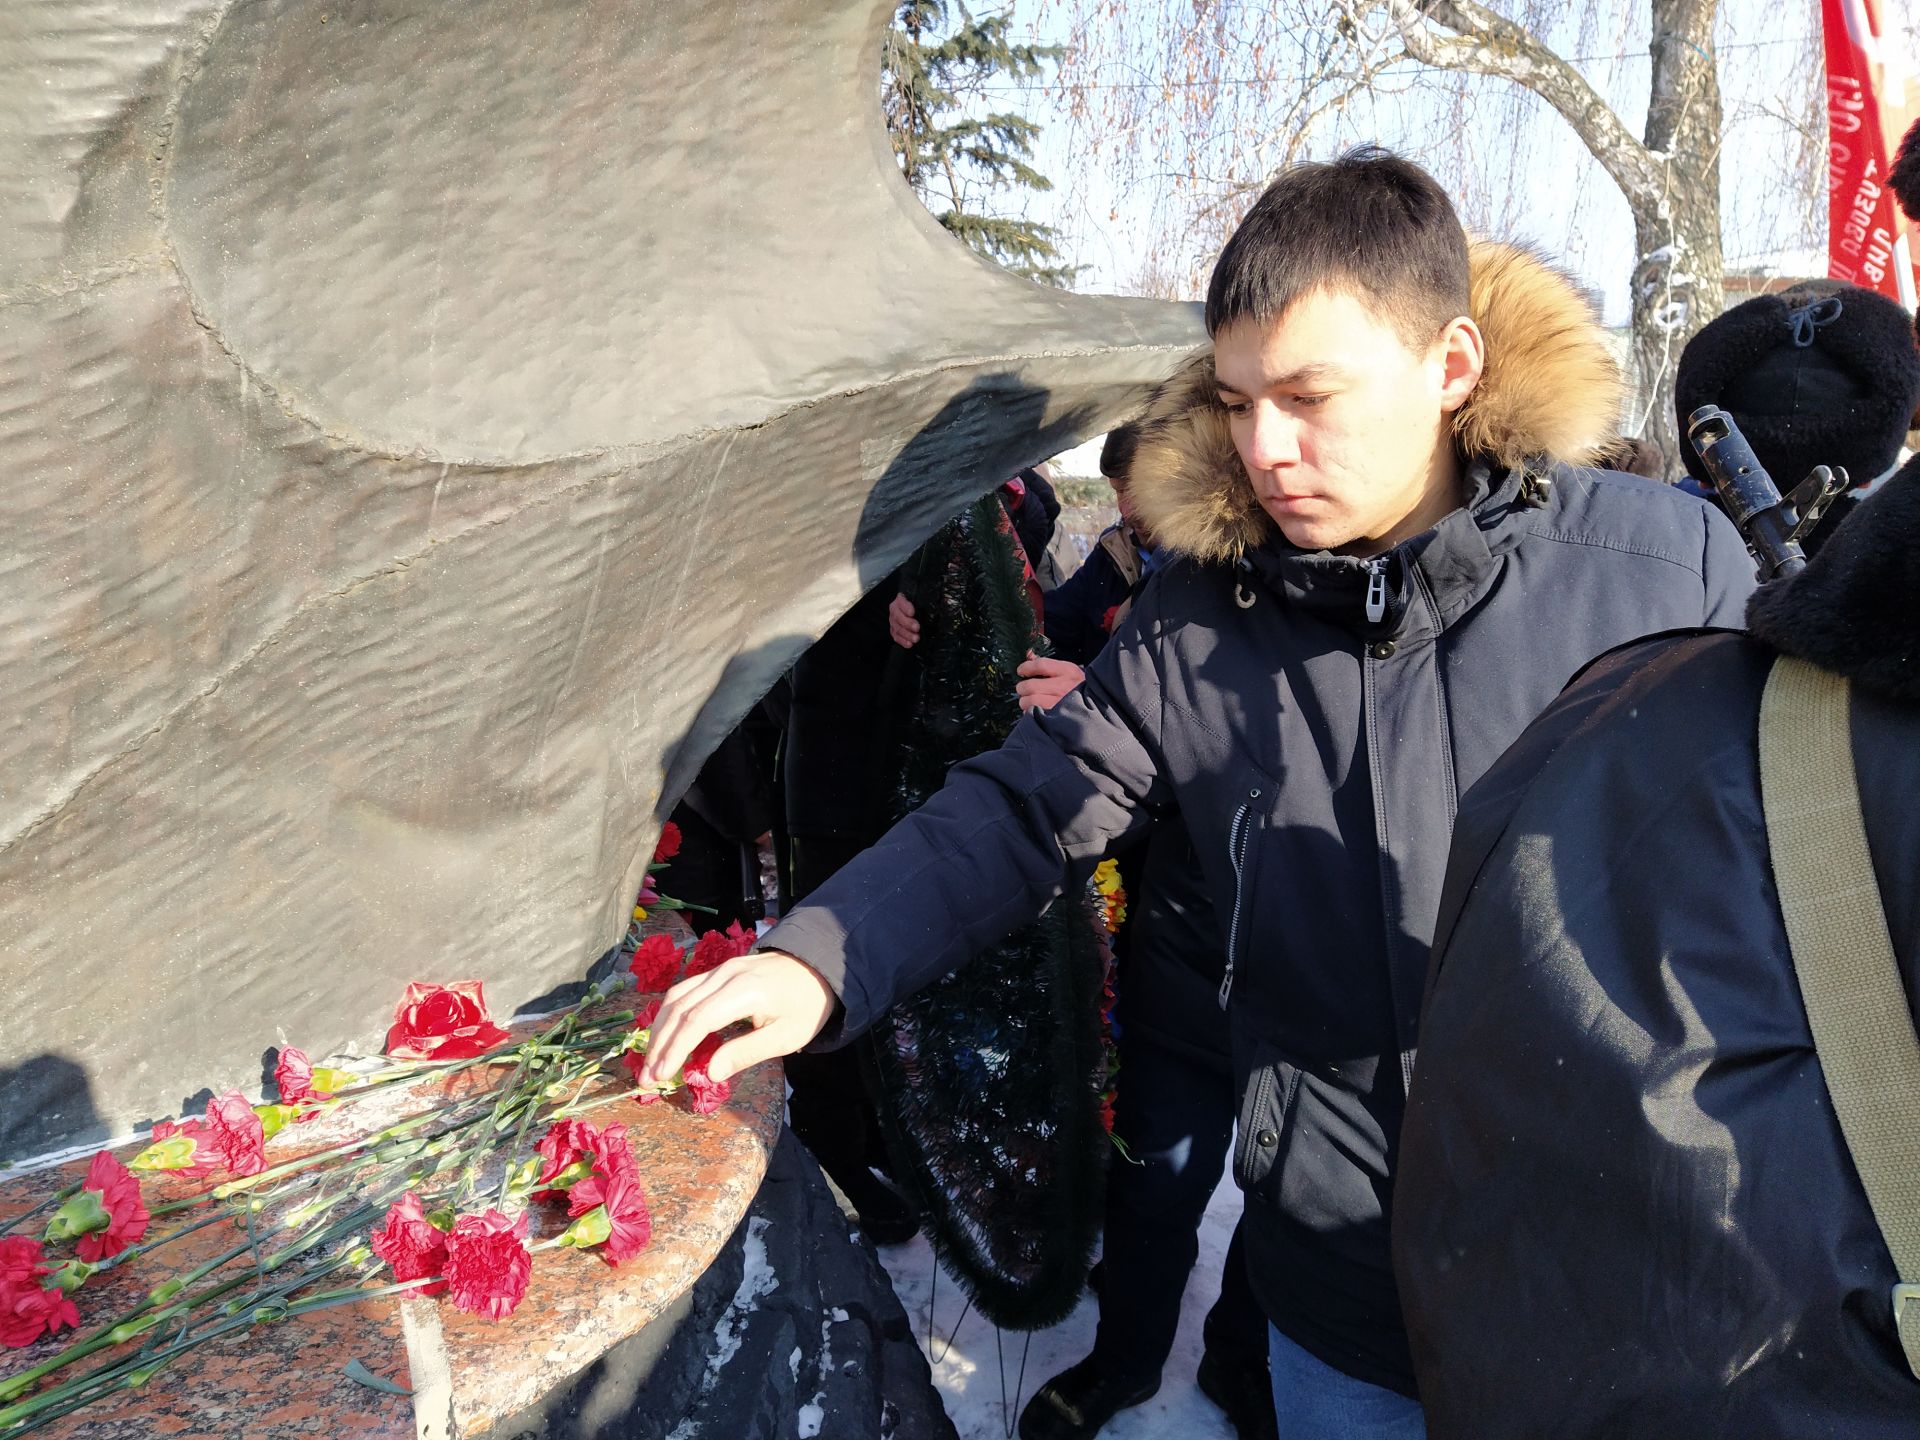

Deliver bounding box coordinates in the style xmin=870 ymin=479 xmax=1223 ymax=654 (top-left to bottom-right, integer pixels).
xmin=1128 ymin=242 xmax=1627 ymax=563
xmin=1748 ymin=453 xmax=1920 ymax=703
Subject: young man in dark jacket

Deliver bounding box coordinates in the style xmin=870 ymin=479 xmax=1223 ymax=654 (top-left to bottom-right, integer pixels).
xmin=1038 ymin=426 xmax=1161 ymax=671
xmin=640 ymin=147 xmax=1756 ymax=1438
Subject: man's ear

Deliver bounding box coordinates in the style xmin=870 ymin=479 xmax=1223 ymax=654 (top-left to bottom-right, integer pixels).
xmin=1435 ymin=315 xmax=1485 ymax=415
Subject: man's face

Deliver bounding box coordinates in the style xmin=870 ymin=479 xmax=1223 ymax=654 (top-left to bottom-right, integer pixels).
xmin=1108 ymin=475 xmax=1155 ymax=547
xmin=1212 ymin=287 xmax=1478 ymax=556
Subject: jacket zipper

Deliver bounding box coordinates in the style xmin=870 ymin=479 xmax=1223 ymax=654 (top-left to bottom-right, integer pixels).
xmin=1234 ymin=1061 xmax=1278 ymax=1184
xmin=1219 ymin=802 xmax=1255 ymax=1010
xmin=1363 ymin=555 xmax=1388 ymax=625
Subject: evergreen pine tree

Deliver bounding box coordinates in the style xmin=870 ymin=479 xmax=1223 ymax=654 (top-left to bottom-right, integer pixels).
xmin=881 ymin=1 xmax=1078 ymax=287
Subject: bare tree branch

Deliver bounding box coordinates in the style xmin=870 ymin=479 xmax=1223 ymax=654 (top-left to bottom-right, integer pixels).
xmin=1387 ymin=0 xmax=1666 ymax=212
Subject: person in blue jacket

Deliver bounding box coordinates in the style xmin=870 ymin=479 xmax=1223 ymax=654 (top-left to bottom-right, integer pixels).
xmin=640 ymin=147 xmax=1756 ymax=1440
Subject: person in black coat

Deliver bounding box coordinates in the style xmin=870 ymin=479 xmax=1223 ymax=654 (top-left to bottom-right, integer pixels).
xmin=1393 ymin=453 xmax=1920 ymax=1438
xmin=1673 ymin=279 xmax=1920 ymax=554
xmin=780 ymin=580 xmax=921 ymax=1244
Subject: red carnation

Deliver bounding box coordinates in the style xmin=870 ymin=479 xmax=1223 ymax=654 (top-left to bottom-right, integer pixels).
xmin=369 ymin=1192 xmax=450 ymax=1296
xmin=534 ymin=1118 xmax=604 ymax=1197
xmin=682 ymin=1034 xmax=733 ymax=1116
xmin=683 ymin=921 xmax=756 ymax=979
xmin=580 ymin=1169 xmax=653 ymax=1267
xmin=0 ymin=1238 xmax=45 ymax=1287
xmin=204 ymin=1091 xmax=266 ymax=1176
xmin=72 ymin=1151 xmax=149 ymax=1263
xmin=629 ymin=1020 xmax=731 ymax=1114
xmin=0 ymin=1271 xmax=78 ymax=1349
xmin=443 ymin=1209 xmax=531 ymax=1321
xmin=1101 ymin=604 xmax=1121 ymax=633
xmin=628 ymin=935 xmax=682 ymax=992
xmin=651 ymin=822 xmax=682 ymax=865
xmin=0 ymin=1239 xmax=77 ymax=1349
xmin=561 ymin=1126 xmax=651 ymax=1266
xmin=385 ymin=980 xmax=513 ymax=1061
xmin=274 ymin=1047 xmax=315 ymax=1106
xmin=564 ymin=1123 xmax=638 ymax=1216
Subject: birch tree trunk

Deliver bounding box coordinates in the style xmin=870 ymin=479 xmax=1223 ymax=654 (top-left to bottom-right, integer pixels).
xmin=1629 ymin=0 xmax=1723 ymax=466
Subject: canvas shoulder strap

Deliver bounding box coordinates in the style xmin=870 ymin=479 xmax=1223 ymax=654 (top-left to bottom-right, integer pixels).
xmin=1758 ymin=655 xmax=1920 ymax=1381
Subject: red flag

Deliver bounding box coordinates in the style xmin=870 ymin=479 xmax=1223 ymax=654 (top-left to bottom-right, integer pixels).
xmin=1824 ymin=0 xmax=1917 ymax=307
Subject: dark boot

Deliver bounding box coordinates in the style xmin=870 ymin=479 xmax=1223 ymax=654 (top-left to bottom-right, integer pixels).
xmin=1017 ymin=1354 xmax=1159 ymax=1440
xmin=1196 ymin=1347 xmax=1277 ymax=1440
xmin=834 ymin=1164 xmax=918 ymax=1246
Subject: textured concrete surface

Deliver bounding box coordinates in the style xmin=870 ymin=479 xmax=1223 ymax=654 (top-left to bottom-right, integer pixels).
xmin=0 ymin=0 xmax=1200 ymax=1163
xmin=0 ymin=1003 xmax=787 ymax=1438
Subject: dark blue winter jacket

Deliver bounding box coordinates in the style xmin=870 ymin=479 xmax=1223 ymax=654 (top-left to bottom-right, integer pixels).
xmin=763 ymin=244 xmax=1758 ymax=1393
xmin=1045 ymin=527 xmax=1141 ymax=667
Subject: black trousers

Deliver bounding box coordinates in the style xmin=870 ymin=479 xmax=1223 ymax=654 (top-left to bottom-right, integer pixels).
xmin=1092 ymin=1027 xmax=1267 ymax=1376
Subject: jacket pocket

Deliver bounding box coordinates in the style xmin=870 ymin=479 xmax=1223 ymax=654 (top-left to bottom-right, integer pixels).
xmin=1233 ymin=1048 xmax=1302 ymax=1197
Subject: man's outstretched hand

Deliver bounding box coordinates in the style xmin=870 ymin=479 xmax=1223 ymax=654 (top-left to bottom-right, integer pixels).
xmin=637 ymin=949 xmax=839 ymax=1087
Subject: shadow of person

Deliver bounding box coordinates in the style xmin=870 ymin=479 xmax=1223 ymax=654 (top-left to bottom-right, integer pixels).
xmin=1 ymin=1054 xmax=104 ymax=1168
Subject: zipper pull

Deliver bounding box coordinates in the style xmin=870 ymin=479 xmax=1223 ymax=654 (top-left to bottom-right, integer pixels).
xmin=1363 ymin=557 xmax=1388 ymax=626
xmin=1217 ymin=967 xmax=1235 ymax=1011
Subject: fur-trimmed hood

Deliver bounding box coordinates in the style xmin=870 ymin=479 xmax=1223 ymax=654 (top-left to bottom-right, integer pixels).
xmin=1128 ymin=242 xmax=1626 ymax=563
xmin=1748 ymin=453 xmax=1920 ymax=703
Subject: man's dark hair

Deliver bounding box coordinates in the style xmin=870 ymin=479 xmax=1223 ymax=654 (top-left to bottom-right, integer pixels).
xmin=1099 ymin=422 xmax=1140 ymax=482
xmin=1205 ymin=145 xmax=1471 ymax=349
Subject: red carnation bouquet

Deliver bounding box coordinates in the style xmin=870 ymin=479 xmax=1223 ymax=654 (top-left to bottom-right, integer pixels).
xmin=0 ymin=958 xmax=742 ymax=1433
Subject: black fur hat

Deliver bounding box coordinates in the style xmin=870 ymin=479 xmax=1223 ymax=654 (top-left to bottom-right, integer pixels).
xmin=1674 ymin=282 xmax=1920 ymax=490
xmin=1749 ymin=451 xmax=1920 ymax=703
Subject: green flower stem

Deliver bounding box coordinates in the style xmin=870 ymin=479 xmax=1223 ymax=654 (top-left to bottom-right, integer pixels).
xmin=0 ymin=1185 xmax=77 ymax=1238
xmin=86 ymin=1206 xmax=237 ymax=1277
xmin=211 ymin=1100 xmax=499 ymax=1199
xmin=0 ymin=1247 xmax=369 ymax=1433
xmin=651 ymin=893 xmax=719 ymax=915
xmin=0 ymin=1234 xmax=258 ymax=1406
xmin=493 ymin=1082 xmax=545 ymax=1210
xmin=2 ymin=986 xmax=641 ymax=1432
xmin=548 ymin=1086 xmax=643 ymax=1121
xmin=1 ymin=1177 xmax=400 ymax=1412
xmin=327 ymin=1019 xmax=637 ymax=1098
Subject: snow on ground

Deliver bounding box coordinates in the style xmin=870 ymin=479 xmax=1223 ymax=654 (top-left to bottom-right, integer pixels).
xmin=874 ymin=1171 xmax=1243 ymax=1440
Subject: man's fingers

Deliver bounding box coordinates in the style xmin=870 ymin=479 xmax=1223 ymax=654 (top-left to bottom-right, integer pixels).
xmin=640 ymin=951 xmax=836 ymax=1087
xmin=638 ymin=971 xmax=740 ymax=1085
xmin=703 ymin=1025 xmax=801 ymax=1086
xmin=1017 ymin=657 xmax=1074 ymax=678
